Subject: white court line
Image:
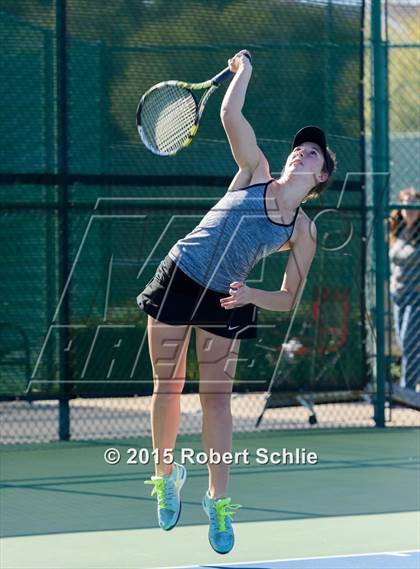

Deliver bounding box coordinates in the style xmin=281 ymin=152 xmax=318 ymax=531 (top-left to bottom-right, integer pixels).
xmin=153 ymin=549 xmax=420 ymax=569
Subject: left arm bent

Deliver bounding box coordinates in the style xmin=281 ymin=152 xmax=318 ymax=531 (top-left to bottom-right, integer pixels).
xmin=220 ymin=221 xmax=317 ymax=312
xmin=275 ymin=220 xmax=317 ymax=310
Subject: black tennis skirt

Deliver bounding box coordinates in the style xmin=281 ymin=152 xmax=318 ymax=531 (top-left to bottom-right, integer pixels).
xmin=136 ymin=255 xmax=258 ymax=339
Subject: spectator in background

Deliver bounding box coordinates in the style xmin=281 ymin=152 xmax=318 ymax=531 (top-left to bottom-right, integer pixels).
xmin=389 ymin=187 xmax=420 ymax=399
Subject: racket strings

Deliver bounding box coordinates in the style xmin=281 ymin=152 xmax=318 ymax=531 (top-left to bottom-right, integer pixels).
xmin=140 ymin=85 xmax=197 ymax=154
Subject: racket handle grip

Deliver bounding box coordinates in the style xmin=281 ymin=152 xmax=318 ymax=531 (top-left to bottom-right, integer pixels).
xmin=212 ymin=67 xmax=234 ymax=86
xmin=212 ymin=53 xmax=252 ymax=86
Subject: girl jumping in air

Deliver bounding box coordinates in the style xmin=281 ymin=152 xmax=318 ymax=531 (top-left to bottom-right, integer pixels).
xmin=137 ymin=50 xmax=336 ymax=554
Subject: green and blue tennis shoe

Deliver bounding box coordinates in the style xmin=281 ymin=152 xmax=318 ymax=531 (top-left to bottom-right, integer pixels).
xmin=202 ymin=491 xmax=242 ymax=554
xmin=145 ymin=462 xmax=186 ymax=531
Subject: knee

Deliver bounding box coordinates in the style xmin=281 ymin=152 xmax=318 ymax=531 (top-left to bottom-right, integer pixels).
xmin=153 ymin=373 xmax=185 ymax=395
xmin=199 ymin=392 xmax=231 ymax=414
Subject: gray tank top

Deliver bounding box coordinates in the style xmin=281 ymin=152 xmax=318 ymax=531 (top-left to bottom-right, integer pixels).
xmin=168 ymin=180 xmax=299 ymax=293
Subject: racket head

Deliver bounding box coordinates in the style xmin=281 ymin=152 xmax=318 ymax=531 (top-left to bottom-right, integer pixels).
xmin=136 ymin=81 xmax=199 ymax=156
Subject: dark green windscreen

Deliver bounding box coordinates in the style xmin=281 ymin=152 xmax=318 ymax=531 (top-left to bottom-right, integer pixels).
xmin=0 ymin=0 xmax=365 ymax=400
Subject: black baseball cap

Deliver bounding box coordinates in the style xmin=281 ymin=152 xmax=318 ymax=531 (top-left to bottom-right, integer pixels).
xmin=292 ymin=126 xmax=334 ymax=175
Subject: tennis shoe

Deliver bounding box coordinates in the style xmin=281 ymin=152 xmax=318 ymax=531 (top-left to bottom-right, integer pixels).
xmin=202 ymin=491 xmax=242 ymax=554
xmin=145 ymin=462 xmax=186 ymax=531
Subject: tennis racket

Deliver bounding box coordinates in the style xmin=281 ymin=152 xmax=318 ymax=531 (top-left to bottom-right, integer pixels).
xmin=136 ymin=54 xmax=251 ymax=156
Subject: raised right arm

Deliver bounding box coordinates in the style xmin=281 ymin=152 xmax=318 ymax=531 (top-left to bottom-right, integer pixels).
xmin=220 ymin=52 xmax=264 ymax=175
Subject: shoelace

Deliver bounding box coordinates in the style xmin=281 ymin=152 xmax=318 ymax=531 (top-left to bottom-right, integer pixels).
xmin=144 ymin=477 xmax=175 ymax=509
xmin=213 ymin=498 xmax=242 ymax=532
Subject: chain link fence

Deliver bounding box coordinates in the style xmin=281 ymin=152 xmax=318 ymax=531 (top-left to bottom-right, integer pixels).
xmin=363 ymin=0 xmax=419 ymax=421
xmin=0 ymin=0 xmax=418 ymax=443
xmin=387 ymin=0 xmax=419 ymax=201
xmin=385 ymin=1 xmax=419 ymax=410
xmin=1 ymin=186 xmax=372 ymax=442
xmin=386 ymin=195 xmax=420 ymax=409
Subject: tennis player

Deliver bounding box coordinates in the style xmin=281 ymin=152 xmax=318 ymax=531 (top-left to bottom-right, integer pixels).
xmin=138 ymin=49 xmax=336 ymax=554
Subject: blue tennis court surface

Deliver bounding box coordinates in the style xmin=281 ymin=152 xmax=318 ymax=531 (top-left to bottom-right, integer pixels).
xmin=170 ymin=550 xmax=420 ymax=569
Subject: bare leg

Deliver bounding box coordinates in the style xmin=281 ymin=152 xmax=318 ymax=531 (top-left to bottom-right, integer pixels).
xmin=195 ymin=327 xmax=240 ymax=499
xmin=147 ymin=315 xmax=192 ymax=477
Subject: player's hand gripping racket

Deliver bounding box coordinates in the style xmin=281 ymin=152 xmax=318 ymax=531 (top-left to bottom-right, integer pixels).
xmin=136 ymin=52 xmax=251 ymax=156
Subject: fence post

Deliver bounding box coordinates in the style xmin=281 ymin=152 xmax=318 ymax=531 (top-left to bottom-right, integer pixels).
xmin=56 ymin=0 xmax=71 ymax=440
xmin=371 ymin=0 xmax=389 ymax=427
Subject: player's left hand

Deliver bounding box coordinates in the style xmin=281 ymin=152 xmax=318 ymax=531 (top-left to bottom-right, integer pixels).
xmin=220 ymin=282 xmax=254 ymax=309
